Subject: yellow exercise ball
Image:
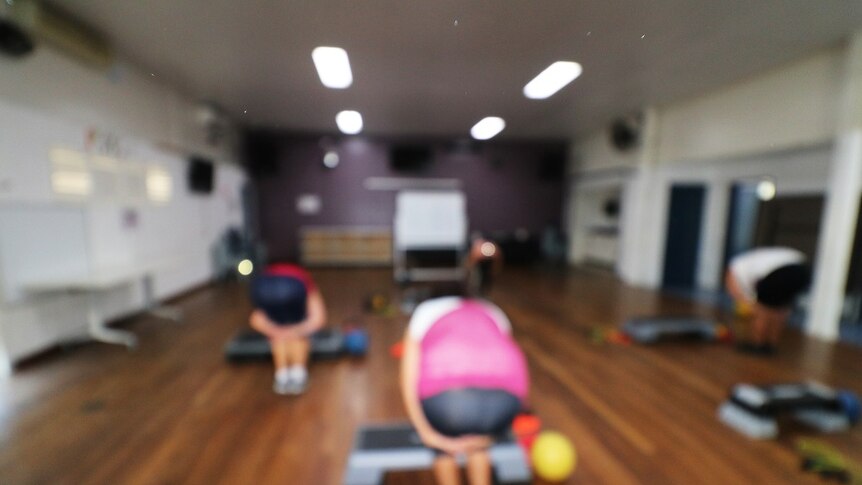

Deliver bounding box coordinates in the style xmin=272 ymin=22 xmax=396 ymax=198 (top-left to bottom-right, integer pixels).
xmin=531 ymin=431 xmax=577 ymax=482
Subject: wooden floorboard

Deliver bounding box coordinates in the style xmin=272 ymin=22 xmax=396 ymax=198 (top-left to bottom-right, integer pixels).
xmin=1 ymin=267 xmax=860 ymax=484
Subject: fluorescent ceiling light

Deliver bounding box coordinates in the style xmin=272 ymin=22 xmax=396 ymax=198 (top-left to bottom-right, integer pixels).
xmin=523 ymin=61 xmax=582 ymax=99
xmin=470 ymin=117 xmax=505 ymax=140
xmin=312 ymin=46 xmax=353 ymax=89
xmin=336 ymin=110 xmax=363 ymax=134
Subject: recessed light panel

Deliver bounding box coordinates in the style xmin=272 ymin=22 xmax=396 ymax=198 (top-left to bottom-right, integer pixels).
xmin=470 ymin=117 xmax=505 ymax=140
xmin=312 ymin=46 xmax=353 ymax=89
xmin=523 ymin=61 xmax=582 ymax=99
xmin=336 ymin=110 xmax=363 ymax=134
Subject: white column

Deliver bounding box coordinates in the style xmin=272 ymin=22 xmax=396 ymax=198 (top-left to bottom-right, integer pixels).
xmin=697 ymin=181 xmax=730 ymax=291
xmin=806 ymin=33 xmax=862 ymax=340
xmin=566 ymin=180 xmax=588 ymax=265
xmin=618 ymin=108 xmax=663 ymax=287
xmin=0 ymin=321 xmax=11 ymax=377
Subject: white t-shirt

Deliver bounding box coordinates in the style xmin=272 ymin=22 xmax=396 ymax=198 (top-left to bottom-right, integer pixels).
xmin=407 ymin=296 xmax=512 ymax=340
xmin=729 ymin=247 xmax=806 ymax=300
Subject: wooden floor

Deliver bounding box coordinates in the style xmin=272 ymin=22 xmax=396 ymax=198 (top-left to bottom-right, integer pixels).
xmin=2 ymin=267 xmax=861 ymax=484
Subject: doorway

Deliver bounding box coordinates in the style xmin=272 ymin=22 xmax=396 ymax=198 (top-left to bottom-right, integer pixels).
xmin=662 ymin=184 xmax=706 ymax=290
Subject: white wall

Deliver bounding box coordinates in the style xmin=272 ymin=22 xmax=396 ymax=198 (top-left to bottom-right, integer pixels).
xmin=569 ymin=129 xmax=641 ymax=174
xmin=566 ymin=171 xmax=629 ymax=269
xmin=570 ymin=144 xmax=833 ymax=289
xmin=645 ymin=45 xmax=843 ymax=288
xmin=640 ymin=145 xmax=833 ymax=290
xmin=0 ymin=48 xmax=236 ymax=162
xmin=656 ymin=47 xmax=843 ymax=164
xmin=567 ymin=45 xmax=842 ymax=291
xmin=566 ymin=123 xmax=646 ymax=272
xmin=0 ymin=47 xmax=246 ymax=370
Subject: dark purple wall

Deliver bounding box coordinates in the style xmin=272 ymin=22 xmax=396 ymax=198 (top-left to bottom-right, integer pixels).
xmin=250 ymin=133 xmax=567 ymax=261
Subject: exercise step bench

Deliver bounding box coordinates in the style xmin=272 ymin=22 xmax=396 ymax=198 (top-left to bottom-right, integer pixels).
xmin=224 ymin=328 xmax=366 ymax=362
xmin=622 ymin=316 xmax=719 ymax=344
xmin=343 ymin=422 xmax=531 ymax=485
xmin=718 ymin=381 xmax=861 ymax=439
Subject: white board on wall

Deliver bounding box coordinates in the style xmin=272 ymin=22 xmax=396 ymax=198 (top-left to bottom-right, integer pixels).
xmin=394 ymin=190 xmax=468 ymax=249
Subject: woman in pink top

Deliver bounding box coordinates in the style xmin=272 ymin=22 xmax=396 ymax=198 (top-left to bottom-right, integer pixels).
xmin=400 ymin=296 xmax=529 ymax=485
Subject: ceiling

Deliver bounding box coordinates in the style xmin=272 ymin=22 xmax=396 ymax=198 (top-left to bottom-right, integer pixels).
xmin=62 ymin=1 xmax=862 ymax=139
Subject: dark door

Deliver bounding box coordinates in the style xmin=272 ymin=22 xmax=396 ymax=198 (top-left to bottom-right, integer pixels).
xmin=662 ymin=184 xmax=706 ymax=290
xmin=846 ymin=198 xmax=862 ymax=325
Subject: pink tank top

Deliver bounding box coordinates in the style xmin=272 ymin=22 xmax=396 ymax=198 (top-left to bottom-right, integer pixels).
xmin=417 ymin=302 xmax=529 ymax=400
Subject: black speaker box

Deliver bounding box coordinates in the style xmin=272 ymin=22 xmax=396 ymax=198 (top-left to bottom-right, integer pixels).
xmin=244 ymin=131 xmax=281 ymax=177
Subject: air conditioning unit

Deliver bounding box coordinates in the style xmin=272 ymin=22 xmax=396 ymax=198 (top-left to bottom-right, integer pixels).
xmin=0 ymin=0 xmax=112 ymax=68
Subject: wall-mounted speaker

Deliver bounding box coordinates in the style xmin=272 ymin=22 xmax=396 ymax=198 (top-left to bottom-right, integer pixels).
xmin=603 ymin=198 xmax=621 ymax=218
xmin=390 ymin=144 xmax=434 ymax=172
xmin=537 ymin=146 xmax=567 ymax=181
xmin=244 ymin=131 xmax=281 ymax=178
xmin=188 ymin=156 xmax=215 ymax=194
xmin=609 ymin=114 xmax=642 ymax=152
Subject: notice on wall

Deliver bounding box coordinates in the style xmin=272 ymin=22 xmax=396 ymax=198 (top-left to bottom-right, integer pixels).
xmin=297 ymin=194 xmax=322 ymax=215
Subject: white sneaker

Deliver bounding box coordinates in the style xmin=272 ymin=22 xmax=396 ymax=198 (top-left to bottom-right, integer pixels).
xmin=273 ymin=377 xmax=293 ymax=395
xmin=273 ymin=374 xmax=308 ymax=395
xmin=285 ymin=374 xmax=308 ymax=395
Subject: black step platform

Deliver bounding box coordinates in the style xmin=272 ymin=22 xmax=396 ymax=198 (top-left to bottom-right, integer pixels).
xmin=224 ymin=328 xmax=347 ymax=362
xmin=718 ymin=382 xmax=859 ymax=439
xmin=622 ymin=316 xmax=718 ymax=343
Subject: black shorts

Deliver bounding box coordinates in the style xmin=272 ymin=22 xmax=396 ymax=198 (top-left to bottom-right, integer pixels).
xmin=421 ymin=388 xmax=521 ymax=438
xmin=250 ymin=275 xmax=307 ymax=325
xmin=477 ymin=260 xmax=493 ymax=291
xmin=755 ymin=263 xmax=811 ymax=309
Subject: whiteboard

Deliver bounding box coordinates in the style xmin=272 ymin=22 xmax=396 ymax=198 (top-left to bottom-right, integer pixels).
xmin=394 ymin=190 xmax=468 ymax=249
xmin=0 ymin=204 xmax=91 ymax=302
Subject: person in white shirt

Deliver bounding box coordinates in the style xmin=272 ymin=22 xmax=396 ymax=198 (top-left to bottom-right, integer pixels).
xmin=725 ymin=247 xmax=811 ymax=355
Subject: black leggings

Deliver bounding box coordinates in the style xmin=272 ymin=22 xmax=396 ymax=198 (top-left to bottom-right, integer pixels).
xmin=755 ymin=263 xmax=811 ymax=308
xmin=421 ymin=388 xmax=521 ymax=438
